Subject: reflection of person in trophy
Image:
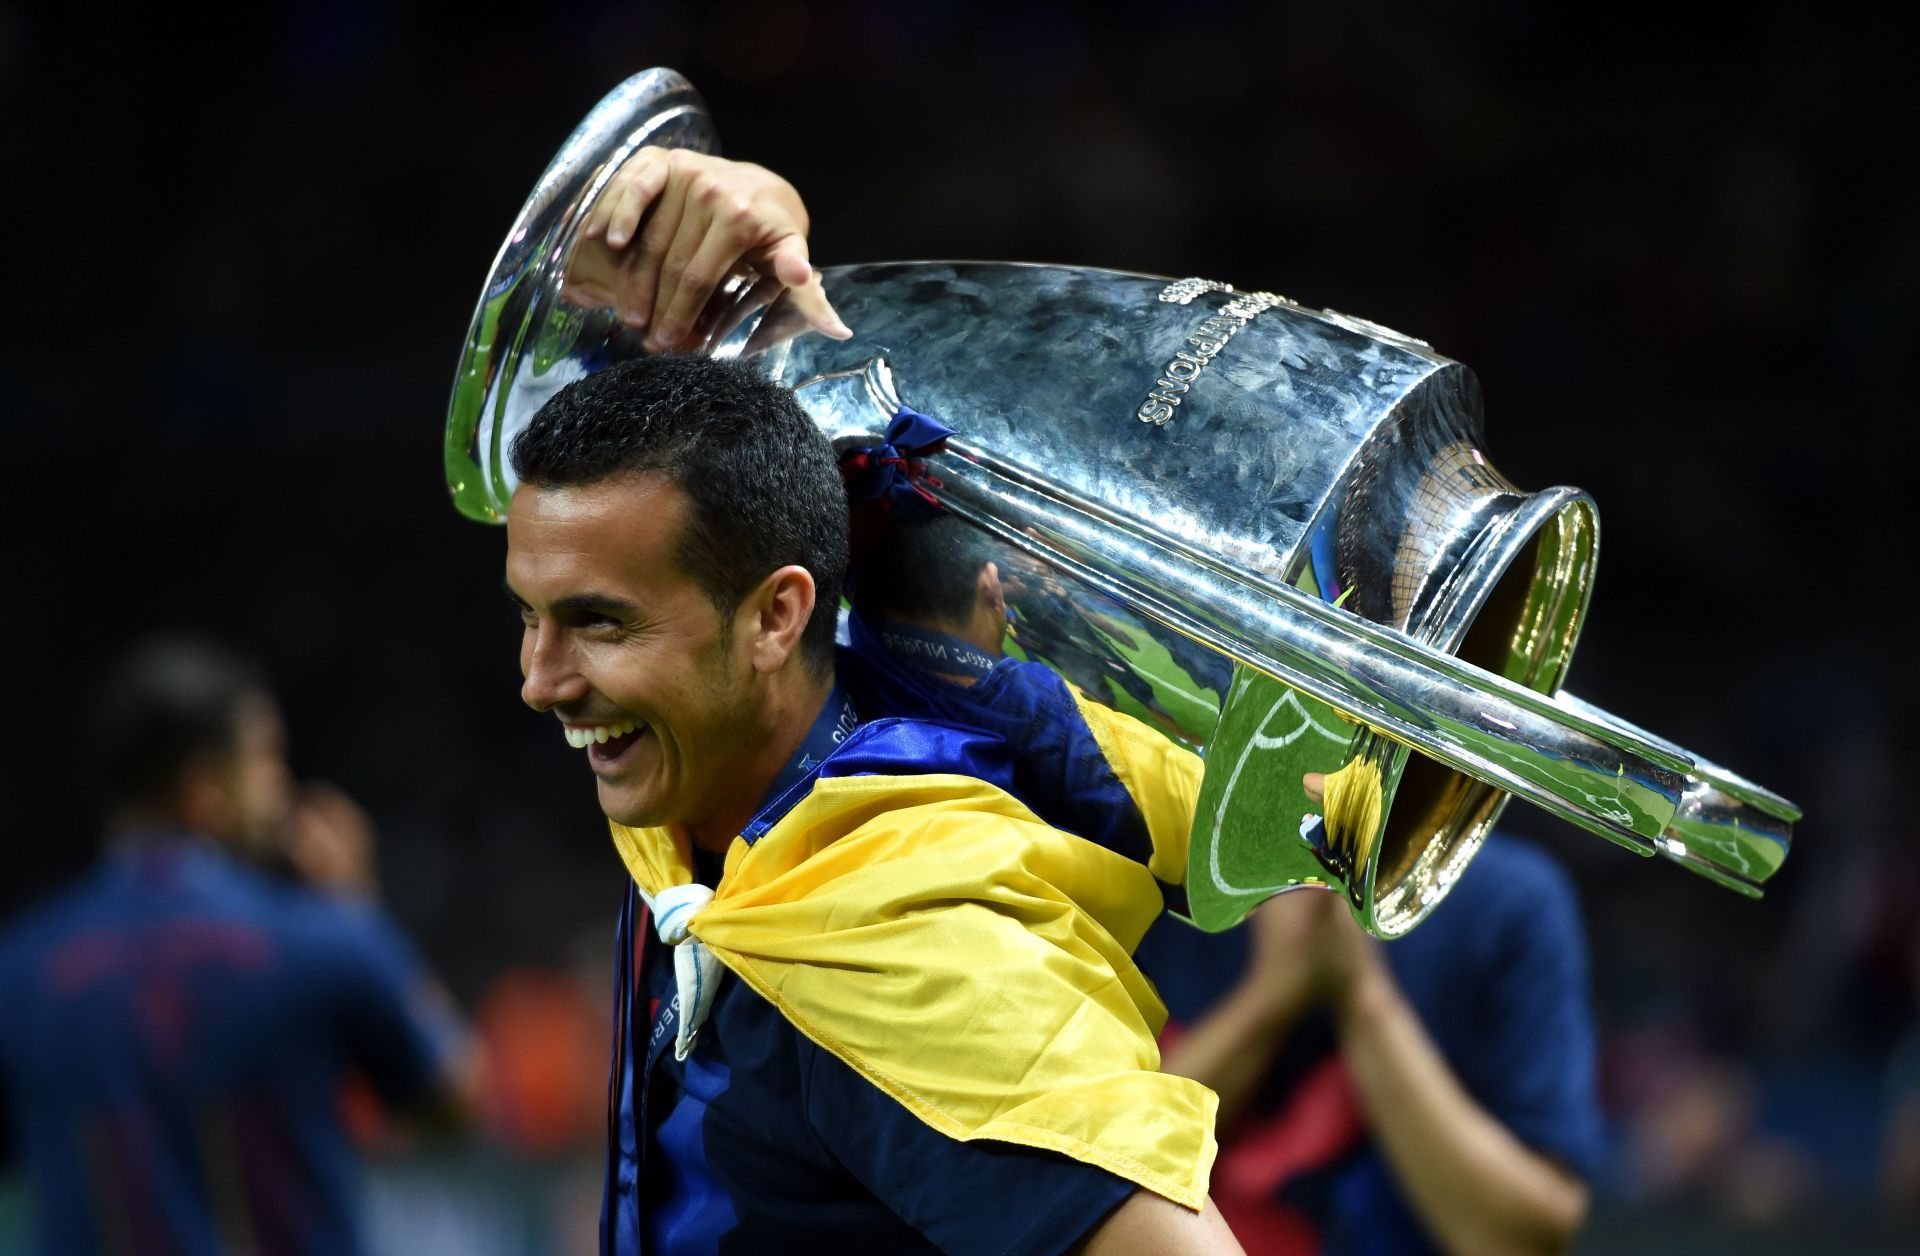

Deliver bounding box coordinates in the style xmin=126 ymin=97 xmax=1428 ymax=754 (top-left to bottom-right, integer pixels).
xmin=851 ymin=513 xmax=1224 ymax=745
xmin=836 ymin=502 xmax=1204 ymax=915
xmin=850 ymin=514 xmax=1013 ymax=685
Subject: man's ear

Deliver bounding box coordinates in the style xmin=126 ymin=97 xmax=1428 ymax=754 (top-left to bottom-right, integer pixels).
xmin=745 ymin=565 xmax=818 ymax=674
xmin=978 ymin=561 xmax=1005 ymax=617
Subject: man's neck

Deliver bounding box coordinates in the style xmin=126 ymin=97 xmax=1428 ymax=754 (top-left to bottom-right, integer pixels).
xmin=683 ymin=673 xmax=836 ymax=854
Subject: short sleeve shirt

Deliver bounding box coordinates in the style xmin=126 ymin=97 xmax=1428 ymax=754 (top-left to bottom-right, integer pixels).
xmin=1134 ymin=833 xmax=1601 ymax=1255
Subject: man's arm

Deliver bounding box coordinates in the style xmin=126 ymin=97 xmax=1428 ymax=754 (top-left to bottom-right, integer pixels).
xmin=798 ymin=1026 xmax=1238 ymax=1254
xmin=288 ymin=787 xmax=483 ymax=1127
xmin=1157 ymin=894 xmax=1320 ymax=1124
xmin=1289 ymin=890 xmax=1589 ymax=1256
xmin=1334 ymin=943 xmax=1589 ymax=1255
xmin=1077 ymin=1191 xmax=1243 ymax=1254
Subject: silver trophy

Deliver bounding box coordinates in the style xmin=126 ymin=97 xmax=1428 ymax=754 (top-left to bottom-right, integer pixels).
xmin=446 ymin=70 xmax=1795 ymax=936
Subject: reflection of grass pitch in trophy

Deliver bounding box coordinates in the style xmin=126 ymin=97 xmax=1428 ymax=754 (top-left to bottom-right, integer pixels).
xmin=446 ymin=70 xmax=1796 ymax=937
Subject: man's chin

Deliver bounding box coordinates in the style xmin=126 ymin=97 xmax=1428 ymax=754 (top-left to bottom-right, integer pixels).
xmin=597 ymin=782 xmax=668 ymax=830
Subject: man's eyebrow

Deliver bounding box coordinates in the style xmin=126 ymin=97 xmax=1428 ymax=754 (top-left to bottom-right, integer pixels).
xmin=503 ymin=580 xmax=639 ymax=618
xmin=554 ymin=593 xmax=640 ymax=617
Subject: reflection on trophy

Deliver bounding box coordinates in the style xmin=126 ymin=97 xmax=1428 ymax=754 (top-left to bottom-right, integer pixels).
xmin=446 ymin=69 xmax=1796 ymax=937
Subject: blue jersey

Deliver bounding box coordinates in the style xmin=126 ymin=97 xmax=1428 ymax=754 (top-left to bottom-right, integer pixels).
xmin=611 ymin=884 xmax=1135 ymax=1255
xmin=1134 ymin=834 xmax=1602 ymax=1255
xmin=603 ymin=685 xmax=1139 ymax=1255
xmin=0 ymin=837 xmax=460 ymax=1256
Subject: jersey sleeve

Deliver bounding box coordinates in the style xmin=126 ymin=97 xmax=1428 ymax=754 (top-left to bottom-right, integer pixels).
xmin=798 ymin=1034 xmax=1137 ymax=1255
xmin=320 ymin=899 xmax=467 ymax=1112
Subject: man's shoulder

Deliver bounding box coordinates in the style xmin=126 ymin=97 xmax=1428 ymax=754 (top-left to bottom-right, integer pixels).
xmin=0 ymin=871 xmax=106 ymax=975
xmin=150 ymin=845 xmax=388 ymax=945
xmin=0 ymin=847 xmax=399 ymax=972
xmin=750 ymin=716 xmax=1022 ymax=838
xmin=1452 ymin=832 xmax=1580 ymax=915
xmin=831 ymin=715 xmax=1014 ymax=776
xmin=1402 ymin=832 xmax=1586 ymax=972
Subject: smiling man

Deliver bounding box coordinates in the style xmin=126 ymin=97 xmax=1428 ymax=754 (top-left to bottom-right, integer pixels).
xmin=509 ymin=424 xmax=837 ymax=846
xmin=504 ymin=353 xmax=1239 ymax=1254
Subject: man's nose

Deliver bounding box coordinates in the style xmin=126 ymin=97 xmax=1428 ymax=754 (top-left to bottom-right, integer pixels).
xmin=521 ymin=627 xmax=588 ymax=712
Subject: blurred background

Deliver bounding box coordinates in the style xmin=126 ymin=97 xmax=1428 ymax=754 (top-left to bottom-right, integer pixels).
xmin=1 ymin=0 xmax=1913 ymax=1251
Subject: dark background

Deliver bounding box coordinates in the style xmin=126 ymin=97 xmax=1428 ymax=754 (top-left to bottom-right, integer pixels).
xmin=3 ymin=0 xmax=1915 ymax=1244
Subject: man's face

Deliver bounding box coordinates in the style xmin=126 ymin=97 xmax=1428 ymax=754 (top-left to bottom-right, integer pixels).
xmin=506 ymin=473 xmax=760 ymax=830
xmin=225 ymin=690 xmax=295 ymax=852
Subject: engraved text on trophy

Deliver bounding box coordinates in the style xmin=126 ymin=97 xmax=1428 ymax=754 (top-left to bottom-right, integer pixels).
xmin=1137 ymin=282 xmax=1288 ymax=425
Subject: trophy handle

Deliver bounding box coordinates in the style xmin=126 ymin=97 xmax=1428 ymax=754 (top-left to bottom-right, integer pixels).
xmin=788 ymin=355 xmax=1794 ymax=932
xmin=924 ymin=447 xmax=1794 ymax=925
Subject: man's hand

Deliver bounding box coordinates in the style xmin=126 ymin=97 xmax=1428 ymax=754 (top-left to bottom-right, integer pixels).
xmin=563 ymin=147 xmax=852 ymax=352
xmin=1161 ymin=884 xmax=1380 ymax=1125
xmin=285 ymin=782 xmax=380 ymax=897
xmin=1244 ymin=883 xmax=1387 ymax=1022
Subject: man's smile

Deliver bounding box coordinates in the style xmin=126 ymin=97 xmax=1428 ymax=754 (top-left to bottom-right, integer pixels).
xmin=561 ymin=719 xmax=653 ymax=775
xmin=563 ymin=718 xmax=639 ymax=748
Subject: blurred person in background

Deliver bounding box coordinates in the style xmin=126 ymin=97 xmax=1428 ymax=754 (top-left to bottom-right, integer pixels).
xmin=0 ymin=638 xmax=478 ymax=1255
xmin=1137 ymin=822 xmax=1600 ymax=1256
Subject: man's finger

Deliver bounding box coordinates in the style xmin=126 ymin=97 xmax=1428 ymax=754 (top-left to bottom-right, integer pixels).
xmin=766 ymin=239 xmax=852 ymax=340
xmin=584 ymin=155 xmax=636 ymax=239
xmin=651 ymin=222 xmax=742 ymax=352
xmin=606 ymin=152 xmax=670 ymax=249
xmin=587 ymin=180 xmax=635 ymax=244
xmin=768 ymin=236 xmax=814 ymax=290
xmin=624 ymin=171 xmax=691 ymax=329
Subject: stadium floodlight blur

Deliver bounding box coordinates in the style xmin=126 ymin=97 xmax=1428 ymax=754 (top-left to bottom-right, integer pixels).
xmin=444 ymin=68 xmax=1796 ymax=938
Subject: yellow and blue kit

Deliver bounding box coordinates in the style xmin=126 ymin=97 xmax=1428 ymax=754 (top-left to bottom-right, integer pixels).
xmin=600 ymin=626 xmax=1214 ymax=1254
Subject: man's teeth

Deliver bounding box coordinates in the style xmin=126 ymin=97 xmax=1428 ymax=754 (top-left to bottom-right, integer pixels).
xmin=565 ymin=720 xmax=638 ymax=750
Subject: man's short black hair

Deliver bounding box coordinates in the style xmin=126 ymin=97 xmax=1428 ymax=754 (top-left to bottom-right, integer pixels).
xmin=510 ymin=355 xmax=849 ymax=676
xmin=851 ymin=514 xmax=999 ymax=627
xmin=94 ymin=638 xmax=263 ymax=811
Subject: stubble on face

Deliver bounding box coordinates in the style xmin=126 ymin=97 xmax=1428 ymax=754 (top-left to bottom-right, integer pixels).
xmin=507 ymin=473 xmax=770 ymax=836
